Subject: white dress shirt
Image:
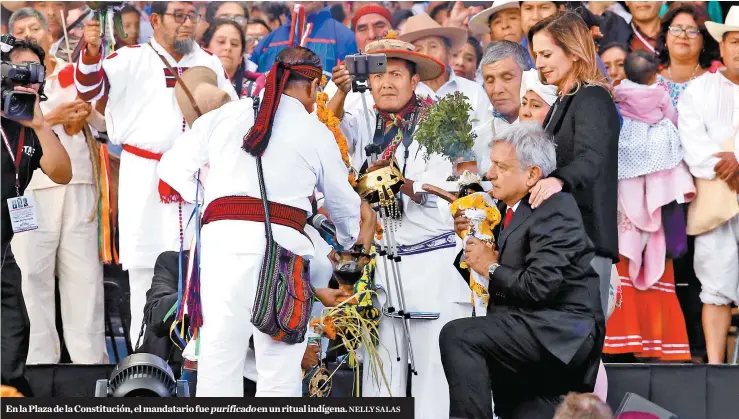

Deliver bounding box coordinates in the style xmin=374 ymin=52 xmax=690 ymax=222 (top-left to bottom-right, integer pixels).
xmin=158 ymin=95 xmax=361 ymax=255
xmin=678 ymin=71 xmax=739 ymax=180
xmin=415 ymin=70 xmax=492 ymax=130
xmin=471 ymin=108 xmax=513 ymax=175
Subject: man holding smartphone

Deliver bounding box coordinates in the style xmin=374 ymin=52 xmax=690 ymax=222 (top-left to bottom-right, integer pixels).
xmin=331 ymin=37 xmax=477 ymax=419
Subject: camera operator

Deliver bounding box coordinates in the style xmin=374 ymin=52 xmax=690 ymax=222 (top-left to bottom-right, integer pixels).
xmin=1 ymin=36 xmax=71 ymax=396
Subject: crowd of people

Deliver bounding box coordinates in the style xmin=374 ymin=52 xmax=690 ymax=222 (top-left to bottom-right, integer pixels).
xmin=1 ymin=1 xmax=737 ymax=418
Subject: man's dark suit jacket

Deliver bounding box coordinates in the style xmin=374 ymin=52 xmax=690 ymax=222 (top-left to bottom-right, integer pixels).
xmin=456 ymin=192 xmax=605 ymax=389
xmin=543 ymin=85 xmax=620 ymax=262
xmin=137 ymin=251 xmax=188 ymax=374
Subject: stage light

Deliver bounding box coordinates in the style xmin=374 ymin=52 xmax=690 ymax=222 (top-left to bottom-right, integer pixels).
xmin=95 ymin=353 xmax=190 ymax=397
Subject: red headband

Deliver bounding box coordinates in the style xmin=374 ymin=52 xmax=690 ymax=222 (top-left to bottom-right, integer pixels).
xmin=243 ymin=62 xmax=322 ymax=157
xmin=351 ymin=4 xmax=393 ymax=30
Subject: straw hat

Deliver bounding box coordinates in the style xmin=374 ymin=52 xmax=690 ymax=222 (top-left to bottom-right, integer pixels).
xmin=174 ymin=67 xmax=233 ymax=127
xmin=468 ymin=0 xmax=520 ymax=36
xmin=706 ymin=6 xmax=739 ymax=42
xmin=397 ymin=13 xmax=468 ymax=51
xmin=364 ymin=37 xmax=446 ymax=81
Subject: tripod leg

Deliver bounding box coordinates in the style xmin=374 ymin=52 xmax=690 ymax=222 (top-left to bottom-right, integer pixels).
xmin=382 ymin=209 xmax=418 ymax=376
xmin=377 ymin=214 xmax=401 ymax=362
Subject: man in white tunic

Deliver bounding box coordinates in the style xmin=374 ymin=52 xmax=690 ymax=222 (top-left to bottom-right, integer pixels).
xmin=9 ymin=7 xmax=108 ymax=365
xmin=74 ymin=1 xmax=237 ymax=343
xmin=678 ymin=8 xmax=739 ymax=364
xmin=158 ymin=46 xmax=370 ymax=397
xmin=331 ymin=38 xmax=474 ymax=419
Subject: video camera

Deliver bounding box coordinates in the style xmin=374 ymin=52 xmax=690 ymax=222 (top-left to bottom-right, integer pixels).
xmin=1 ymin=34 xmax=46 ymax=121
xmin=344 ymin=52 xmax=387 ymax=93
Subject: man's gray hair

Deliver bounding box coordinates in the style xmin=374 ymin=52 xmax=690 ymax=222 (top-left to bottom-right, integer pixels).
xmin=480 ymin=40 xmax=532 ymax=72
xmin=9 ymin=8 xmax=49 ymax=33
xmin=492 ymin=122 xmax=557 ymax=177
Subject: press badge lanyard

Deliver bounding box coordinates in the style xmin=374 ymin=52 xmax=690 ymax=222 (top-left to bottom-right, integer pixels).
xmin=0 ymin=126 xmax=26 ymax=196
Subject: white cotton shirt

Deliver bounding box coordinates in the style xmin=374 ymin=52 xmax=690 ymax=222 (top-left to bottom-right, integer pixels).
xmin=471 ymin=110 xmax=512 ymax=175
xmin=75 ymin=39 xmax=237 ymax=269
xmin=29 ymin=57 xmax=101 ymax=190
xmin=415 ymin=70 xmax=492 ymax=129
xmin=158 ymin=95 xmax=361 ymax=257
xmin=678 ymin=71 xmax=739 ymax=181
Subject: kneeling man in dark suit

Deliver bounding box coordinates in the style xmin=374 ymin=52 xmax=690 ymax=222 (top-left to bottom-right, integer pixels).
xmin=440 ymin=123 xmax=605 ymax=419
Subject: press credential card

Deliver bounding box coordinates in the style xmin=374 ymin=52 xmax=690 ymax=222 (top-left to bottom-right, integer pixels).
xmin=7 ymin=195 xmax=38 ymax=233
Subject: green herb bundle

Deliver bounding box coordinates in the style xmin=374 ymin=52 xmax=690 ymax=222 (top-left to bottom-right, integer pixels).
xmin=414 ymin=91 xmax=477 ymax=162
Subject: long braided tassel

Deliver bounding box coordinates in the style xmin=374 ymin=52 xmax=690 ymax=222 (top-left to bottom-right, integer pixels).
xmin=97 ymin=142 xmax=118 ymax=264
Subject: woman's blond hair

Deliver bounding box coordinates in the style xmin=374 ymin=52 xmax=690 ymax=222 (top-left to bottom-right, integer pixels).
xmin=527 ymin=12 xmax=612 ymax=96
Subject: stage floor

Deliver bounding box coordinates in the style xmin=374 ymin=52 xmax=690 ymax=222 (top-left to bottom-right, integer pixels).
xmin=25 ymin=363 xmax=738 ymax=419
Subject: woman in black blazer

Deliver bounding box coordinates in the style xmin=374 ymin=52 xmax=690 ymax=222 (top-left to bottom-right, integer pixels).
xmin=526 ymin=12 xmax=621 ymax=316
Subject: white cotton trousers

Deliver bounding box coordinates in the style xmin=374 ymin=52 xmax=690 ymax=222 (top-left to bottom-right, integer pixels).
xmin=128 ymin=267 xmax=155 ymax=346
xmin=694 ymin=214 xmax=739 ymax=306
xmin=12 ymin=184 xmax=107 ymax=364
xmin=362 ymin=245 xmax=476 ymax=419
xmin=195 ymin=222 xmax=307 ymax=397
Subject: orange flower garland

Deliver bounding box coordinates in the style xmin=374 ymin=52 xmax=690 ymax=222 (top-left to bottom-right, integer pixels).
xmin=318 ymin=75 xmax=356 ymax=187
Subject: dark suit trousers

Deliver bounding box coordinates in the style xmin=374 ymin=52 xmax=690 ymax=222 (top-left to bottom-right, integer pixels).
xmin=440 ymin=313 xmax=594 ymax=419
xmin=1 ymin=248 xmax=33 ymax=396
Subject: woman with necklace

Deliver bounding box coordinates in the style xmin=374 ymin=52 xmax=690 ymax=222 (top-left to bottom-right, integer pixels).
xmin=653 ymin=3 xmax=721 ymax=365
xmin=656 ymin=4 xmax=721 ymax=108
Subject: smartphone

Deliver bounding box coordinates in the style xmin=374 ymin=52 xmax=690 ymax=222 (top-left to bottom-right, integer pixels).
xmin=345 ymin=53 xmax=388 ymax=78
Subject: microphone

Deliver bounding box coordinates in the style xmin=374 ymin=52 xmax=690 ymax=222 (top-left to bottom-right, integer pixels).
xmin=307 ymin=213 xmax=336 ymax=238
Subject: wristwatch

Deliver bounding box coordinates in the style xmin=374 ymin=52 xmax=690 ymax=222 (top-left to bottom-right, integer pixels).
xmin=488 ymin=263 xmax=500 ymax=279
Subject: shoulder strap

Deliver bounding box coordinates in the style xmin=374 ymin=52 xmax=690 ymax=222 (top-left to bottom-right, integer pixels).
xmin=250 ymin=95 xmax=312 ymax=244
xmin=148 ymin=42 xmax=202 ymax=118
xmin=249 ymin=96 xmax=274 ymax=243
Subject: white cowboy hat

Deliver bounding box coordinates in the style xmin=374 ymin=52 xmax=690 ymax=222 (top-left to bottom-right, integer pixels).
xmin=706 ymin=5 xmax=739 ymax=42
xmin=468 ymin=0 xmax=521 ymax=36
xmin=365 ymin=37 xmax=446 ymax=81
xmin=397 ymin=13 xmax=468 ymax=51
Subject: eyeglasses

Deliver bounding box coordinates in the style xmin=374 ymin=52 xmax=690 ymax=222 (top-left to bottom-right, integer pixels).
xmin=164 ymin=12 xmax=202 ymax=24
xmin=245 ymin=35 xmax=264 ymax=45
xmin=668 ymin=26 xmax=701 ymax=39
xmin=218 ymin=14 xmax=247 ymax=26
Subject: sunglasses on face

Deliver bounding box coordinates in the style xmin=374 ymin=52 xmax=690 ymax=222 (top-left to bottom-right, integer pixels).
xmin=668 ymin=26 xmax=701 ymax=39
xmin=164 ymin=12 xmax=202 ymax=24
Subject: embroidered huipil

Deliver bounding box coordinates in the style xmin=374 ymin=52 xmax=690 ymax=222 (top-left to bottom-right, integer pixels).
xmin=158 ymin=96 xmax=361 ymax=258
xmin=74 ymin=40 xmax=238 ymax=269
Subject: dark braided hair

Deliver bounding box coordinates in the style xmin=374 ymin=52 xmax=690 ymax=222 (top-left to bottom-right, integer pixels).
xmin=275 ymin=46 xmax=322 ymax=85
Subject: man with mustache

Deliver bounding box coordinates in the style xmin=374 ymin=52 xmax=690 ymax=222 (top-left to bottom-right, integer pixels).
xmin=679 ymin=6 xmax=739 ymax=364
xmin=74 ymin=1 xmax=237 ymax=344
xmin=332 ymin=37 xmax=476 ymax=419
